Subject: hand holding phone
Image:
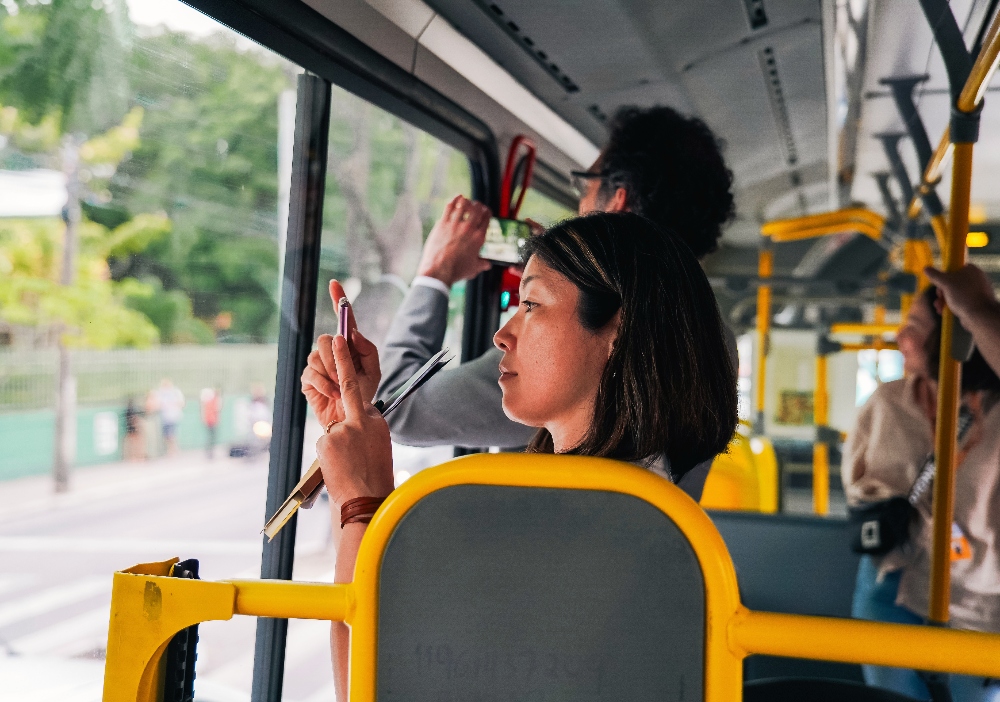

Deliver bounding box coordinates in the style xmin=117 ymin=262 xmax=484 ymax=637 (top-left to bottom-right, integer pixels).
xmin=300 ymin=282 xmax=381 ymax=430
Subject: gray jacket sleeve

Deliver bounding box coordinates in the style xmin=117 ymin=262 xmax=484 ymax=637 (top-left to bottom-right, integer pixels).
xmin=377 ymin=284 xmax=536 ymax=449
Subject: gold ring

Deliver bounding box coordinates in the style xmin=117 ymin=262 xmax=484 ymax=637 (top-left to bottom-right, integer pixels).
xmin=461 ymin=212 xmax=470 ymax=221
xmin=325 ymin=420 xmax=337 ymax=434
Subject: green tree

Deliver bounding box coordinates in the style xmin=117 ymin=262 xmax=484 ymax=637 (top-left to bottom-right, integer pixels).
xmin=110 ymin=30 xmax=295 ymax=342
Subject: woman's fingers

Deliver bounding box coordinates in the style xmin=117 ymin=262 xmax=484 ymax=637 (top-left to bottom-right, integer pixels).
xmin=302 ymin=366 xmax=338 ymax=399
xmin=350 ymin=327 xmax=382 ymax=381
xmin=333 ymin=334 xmax=366 ymax=421
xmin=316 ymin=335 xmax=338 ymax=383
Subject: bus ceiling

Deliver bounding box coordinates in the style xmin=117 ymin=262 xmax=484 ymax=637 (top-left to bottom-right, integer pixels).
xmin=195 ymin=0 xmax=1000 ymax=291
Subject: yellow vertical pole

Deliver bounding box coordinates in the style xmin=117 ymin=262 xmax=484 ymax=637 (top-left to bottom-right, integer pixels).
xmin=813 ymin=353 xmax=830 ymax=515
xmin=755 ymin=248 xmax=773 ymax=432
xmin=928 ymin=142 xmax=973 ymax=624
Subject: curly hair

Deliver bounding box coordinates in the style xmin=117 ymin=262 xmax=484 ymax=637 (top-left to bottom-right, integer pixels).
xmin=598 ymin=106 xmax=735 ymax=259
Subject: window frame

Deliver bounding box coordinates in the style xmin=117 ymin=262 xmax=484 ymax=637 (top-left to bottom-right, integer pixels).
xmin=173 ymin=1 xmax=503 ymax=699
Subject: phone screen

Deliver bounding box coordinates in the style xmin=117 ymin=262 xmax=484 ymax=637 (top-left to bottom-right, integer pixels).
xmin=480 ymin=218 xmax=532 ymax=264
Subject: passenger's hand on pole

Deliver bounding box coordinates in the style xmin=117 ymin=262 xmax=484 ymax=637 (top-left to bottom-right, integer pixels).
xmin=924 ymin=264 xmax=1000 ymax=324
xmin=415 ymin=194 xmax=492 ymax=286
xmin=301 ymin=280 xmax=381 ymax=428
xmin=315 ymin=334 xmax=394 ymax=508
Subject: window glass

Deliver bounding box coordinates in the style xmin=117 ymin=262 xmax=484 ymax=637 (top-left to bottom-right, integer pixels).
xmin=0 ymin=0 xmax=300 ymax=698
xmin=287 ymin=86 xmax=472 ymax=696
xmin=518 ymin=186 xmax=575 ymax=226
xmin=855 ymin=348 xmax=904 ymax=406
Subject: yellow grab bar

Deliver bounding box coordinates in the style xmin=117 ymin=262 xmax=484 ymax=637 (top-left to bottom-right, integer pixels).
xmin=731 ymin=609 xmax=1000 ymax=678
xmin=828 ymin=323 xmax=899 ymax=336
xmin=929 ymin=142 xmax=974 ymax=624
xmin=754 ymin=249 xmax=773 ymax=426
xmin=813 ymin=354 xmax=829 ymax=516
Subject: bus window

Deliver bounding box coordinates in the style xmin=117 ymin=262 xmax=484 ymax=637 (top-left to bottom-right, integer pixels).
xmin=285 ymin=86 xmax=472 ymax=696
xmin=856 ymin=348 xmax=904 ymax=406
xmin=518 ymin=187 xmax=575 ymax=226
xmin=0 ymin=0 xmax=303 ymax=697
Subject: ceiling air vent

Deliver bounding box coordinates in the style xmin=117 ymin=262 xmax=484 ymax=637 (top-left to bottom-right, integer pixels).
xmin=759 ymin=46 xmax=799 ymax=168
xmin=477 ymin=1 xmax=580 ymax=93
xmin=743 ymin=0 xmax=768 ymax=30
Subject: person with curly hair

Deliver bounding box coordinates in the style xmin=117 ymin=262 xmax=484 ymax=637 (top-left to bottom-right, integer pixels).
xmin=335 ymin=105 xmax=736 ymax=499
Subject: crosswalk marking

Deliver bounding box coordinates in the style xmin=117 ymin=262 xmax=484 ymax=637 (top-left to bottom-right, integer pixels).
xmin=0 ymin=576 xmax=108 ymax=629
xmin=0 ymin=535 xmax=264 ymax=554
xmin=11 ymin=605 xmax=111 ymax=657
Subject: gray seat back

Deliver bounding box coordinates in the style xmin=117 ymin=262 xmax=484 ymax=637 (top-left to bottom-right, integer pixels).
xmin=376 ymin=485 xmax=707 ymax=701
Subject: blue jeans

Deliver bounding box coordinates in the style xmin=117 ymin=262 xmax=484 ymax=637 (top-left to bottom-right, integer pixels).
xmin=852 ymin=555 xmax=930 ymax=700
xmin=852 ymin=556 xmax=1000 ymax=702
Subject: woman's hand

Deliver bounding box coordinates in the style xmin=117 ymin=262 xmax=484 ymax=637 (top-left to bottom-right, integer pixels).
xmin=301 ymin=280 xmax=381 ymax=428
xmin=315 ymin=334 xmax=394 ymax=508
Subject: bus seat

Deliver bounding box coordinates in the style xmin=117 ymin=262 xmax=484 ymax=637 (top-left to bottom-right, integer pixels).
xmin=103 ymin=454 xmax=1000 ymax=702
xmin=701 ymin=431 xmax=780 ymax=513
xmin=702 ymin=431 xmax=761 ymax=510
xmin=711 ymin=510 xmax=863 ymax=682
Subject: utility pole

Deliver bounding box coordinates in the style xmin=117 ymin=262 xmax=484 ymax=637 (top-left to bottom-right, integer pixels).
xmin=53 ymin=134 xmax=82 ymax=493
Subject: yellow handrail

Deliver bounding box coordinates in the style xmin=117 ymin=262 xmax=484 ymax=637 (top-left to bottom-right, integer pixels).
xmin=754 ymin=249 xmax=772 ymax=427
xmin=908 ymin=6 xmax=1000 ymax=217
xmin=813 ymin=354 xmax=829 ymax=515
xmin=919 ymin=3 xmax=1000 ymax=624
xmin=929 ymin=142 xmax=973 ymax=624
xmin=731 ymin=609 xmax=1000 ymax=677
xmin=762 ymin=208 xmax=884 ymax=242
xmin=828 ymin=323 xmax=899 ymax=336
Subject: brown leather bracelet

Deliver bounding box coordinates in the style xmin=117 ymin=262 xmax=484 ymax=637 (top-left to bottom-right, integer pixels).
xmin=340 ymin=496 xmax=387 ymax=529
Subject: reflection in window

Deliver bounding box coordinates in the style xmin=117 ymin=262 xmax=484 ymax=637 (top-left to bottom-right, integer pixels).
xmin=518 ymin=187 xmax=575 ymax=226
xmin=856 ymin=349 xmax=904 ymax=406
xmin=0 ymin=0 xmax=302 ymax=698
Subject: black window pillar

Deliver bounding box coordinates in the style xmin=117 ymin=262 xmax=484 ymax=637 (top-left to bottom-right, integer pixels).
xmin=250 ymin=72 xmax=331 ymax=702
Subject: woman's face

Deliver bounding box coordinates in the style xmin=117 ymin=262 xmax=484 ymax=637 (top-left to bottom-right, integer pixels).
xmin=897 ymin=296 xmax=935 ymax=376
xmin=493 ymin=257 xmax=618 ymax=450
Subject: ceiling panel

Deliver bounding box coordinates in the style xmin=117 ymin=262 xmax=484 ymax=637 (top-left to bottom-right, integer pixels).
xmin=423 ymin=0 xmax=830 ymax=247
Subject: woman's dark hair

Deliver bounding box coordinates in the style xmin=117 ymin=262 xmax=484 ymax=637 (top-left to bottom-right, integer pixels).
xmin=598 ymin=106 xmax=735 ymax=260
xmin=922 ymin=286 xmax=1000 ymax=392
xmin=522 ymin=211 xmax=738 ymax=479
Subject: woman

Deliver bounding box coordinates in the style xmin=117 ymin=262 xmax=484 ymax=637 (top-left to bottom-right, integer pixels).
xmin=843 ymin=264 xmax=1000 ymax=702
xmin=302 ymin=212 xmax=738 ymax=698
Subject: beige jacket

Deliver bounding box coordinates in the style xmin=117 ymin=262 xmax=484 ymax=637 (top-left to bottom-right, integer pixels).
xmin=842 ymin=377 xmax=1000 ymax=632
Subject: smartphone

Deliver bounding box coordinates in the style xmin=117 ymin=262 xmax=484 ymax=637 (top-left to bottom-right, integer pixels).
xmin=480 ymin=217 xmax=532 ymax=264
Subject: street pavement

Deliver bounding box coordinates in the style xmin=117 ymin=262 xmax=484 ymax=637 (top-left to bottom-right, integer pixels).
xmin=0 ymin=435 xmax=453 ymax=702
xmin=0 ymin=448 xmax=326 ymax=702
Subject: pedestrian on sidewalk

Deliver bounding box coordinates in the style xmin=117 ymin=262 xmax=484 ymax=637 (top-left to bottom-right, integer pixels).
xmin=123 ymin=397 xmax=146 ymax=462
xmin=201 ymin=387 xmax=222 ymax=459
xmin=152 ymin=379 xmax=185 ymax=457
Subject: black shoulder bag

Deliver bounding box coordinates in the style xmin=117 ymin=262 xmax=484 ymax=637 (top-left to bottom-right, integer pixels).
xmin=848 ymin=406 xmax=973 ymax=555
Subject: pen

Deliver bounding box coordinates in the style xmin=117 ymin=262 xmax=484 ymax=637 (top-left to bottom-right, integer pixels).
xmin=338 ymin=297 xmax=350 ymax=338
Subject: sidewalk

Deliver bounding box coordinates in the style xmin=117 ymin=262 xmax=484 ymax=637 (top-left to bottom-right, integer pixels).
xmin=0 ymin=449 xmax=267 ymax=525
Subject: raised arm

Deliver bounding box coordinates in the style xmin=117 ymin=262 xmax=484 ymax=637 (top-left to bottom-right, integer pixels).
xmin=925 ymin=264 xmax=1000 ymax=377
xmin=379 ymin=195 xmax=534 ymax=448
xmin=315 ymin=333 xmax=394 ymax=701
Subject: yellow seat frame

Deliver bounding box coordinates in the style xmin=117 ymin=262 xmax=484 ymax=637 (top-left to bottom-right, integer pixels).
xmin=103 ymin=454 xmax=1000 ymax=701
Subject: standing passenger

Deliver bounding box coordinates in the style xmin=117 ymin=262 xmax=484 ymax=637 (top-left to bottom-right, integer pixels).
xmin=843 ymin=263 xmax=1000 ymax=702
xmin=324 ymin=106 xmax=737 ymax=499
xmin=200 ymin=387 xmax=222 ymax=459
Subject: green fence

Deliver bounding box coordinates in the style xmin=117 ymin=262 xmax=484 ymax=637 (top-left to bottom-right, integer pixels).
xmin=0 ymin=345 xmax=278 ymax=481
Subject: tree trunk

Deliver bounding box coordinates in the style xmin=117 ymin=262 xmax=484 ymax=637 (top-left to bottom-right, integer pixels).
xmin=53 ymin=135 xmax=82 ymax=493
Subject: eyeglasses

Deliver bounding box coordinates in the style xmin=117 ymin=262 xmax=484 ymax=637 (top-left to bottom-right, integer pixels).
xmin=570 ymin=170 xmax=609 ymax=198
